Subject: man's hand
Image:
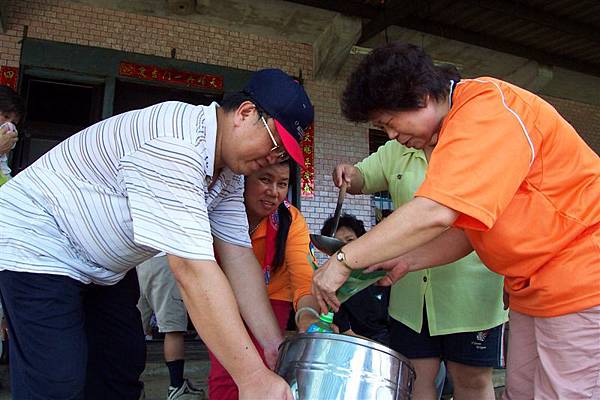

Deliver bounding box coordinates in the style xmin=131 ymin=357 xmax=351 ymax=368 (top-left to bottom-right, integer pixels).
xmin=261 ymin=340 xmax=282 ymax=370
xmin=332 ymin=163 xmax=364 ymax=194
xmin=237 ymin=368 xmax=293 ymax=400
xmin=311 ymin=257 xmax=352 ymax=314
xmin=0 ymin=129 xmax=17 ymax=155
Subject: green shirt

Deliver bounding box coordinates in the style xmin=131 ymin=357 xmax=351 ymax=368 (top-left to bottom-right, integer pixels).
xmin=356 ymin=140 xmax=508 ymax=335
xmin=0 ymin=172 xmax=8 ymax=187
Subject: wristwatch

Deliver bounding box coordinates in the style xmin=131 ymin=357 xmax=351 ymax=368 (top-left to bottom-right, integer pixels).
xmin=335 ymin=249 xmax=353 ymax=271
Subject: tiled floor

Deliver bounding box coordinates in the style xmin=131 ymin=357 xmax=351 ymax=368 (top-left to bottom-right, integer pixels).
xmin=0 ymin=360 xmax=208 ymax=400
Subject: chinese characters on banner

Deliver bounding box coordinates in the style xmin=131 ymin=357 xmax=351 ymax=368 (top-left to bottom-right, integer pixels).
xmin=0 ymin=66 xmax=19 ymax=90
xmin=119 ymin=62 xmax=224 ymax=91
xmin=301 ymin=124 xmax=315 ymax=198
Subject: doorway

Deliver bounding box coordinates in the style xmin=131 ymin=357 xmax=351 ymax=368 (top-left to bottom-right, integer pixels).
xmin=11 ymin=76 xmax=104 ymax=174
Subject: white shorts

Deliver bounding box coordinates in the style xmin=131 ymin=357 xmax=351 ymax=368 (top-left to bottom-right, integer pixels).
xmin=136 ymin=255 xmax=188 ymax=333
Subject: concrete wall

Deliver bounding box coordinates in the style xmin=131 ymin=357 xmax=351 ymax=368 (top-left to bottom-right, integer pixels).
xmin=0 ymin=0 xmax=598 ymax=236
xmin=543 ymin=96 xmax=600 ymax=152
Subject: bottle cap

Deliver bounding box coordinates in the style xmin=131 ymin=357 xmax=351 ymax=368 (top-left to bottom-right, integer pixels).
xmin=320 ymin=312 xmax=334 ymax=324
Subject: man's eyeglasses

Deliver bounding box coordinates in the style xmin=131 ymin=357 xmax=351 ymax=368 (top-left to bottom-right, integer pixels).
xmin=260 ymin=116 xmax=289 ymax=161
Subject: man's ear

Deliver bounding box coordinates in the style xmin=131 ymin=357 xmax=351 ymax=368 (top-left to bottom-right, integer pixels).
xmin=234 ymin=101 xmax=257 ymax=125
xmin=233 ymin=101 xmax=256 ymax=127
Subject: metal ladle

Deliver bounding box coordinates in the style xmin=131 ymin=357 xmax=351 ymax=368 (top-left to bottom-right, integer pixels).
xmin=310 ymin=181 xmax=347 ymax=256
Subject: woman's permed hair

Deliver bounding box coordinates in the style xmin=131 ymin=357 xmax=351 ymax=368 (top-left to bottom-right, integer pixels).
xmin=341 ymin=42 xmax=460 ymax=122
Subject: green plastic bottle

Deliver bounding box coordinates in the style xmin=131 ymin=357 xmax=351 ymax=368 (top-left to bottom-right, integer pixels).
xmin=336 ymin=269 xmax=387 ymax=304
xmin=307 ymin=249 xmax=386 ymax=304
xmin=306 ymin=311 xmax=334 ymax=333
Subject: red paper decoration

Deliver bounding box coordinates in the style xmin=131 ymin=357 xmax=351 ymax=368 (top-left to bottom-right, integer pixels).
xmin=301 ymin=124 xmax=314 ymax=198
xmin=119 ymin=62 xmax=223 ymax=91
xmin=0 ymin=66 xmax=19 ymax=90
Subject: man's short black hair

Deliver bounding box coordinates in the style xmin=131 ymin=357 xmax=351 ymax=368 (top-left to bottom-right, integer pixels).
xmin=0 ymin=85 xmax=25 ymax=119
xmin=321 ymin=213 xmax=366 ymax=238
xmin=220 ymin=91 xmax=266 ymax=116
xmin=341 ymin=42 xmax=460 ymax=122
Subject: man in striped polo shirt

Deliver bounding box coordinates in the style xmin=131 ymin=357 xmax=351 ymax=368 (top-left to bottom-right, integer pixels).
xmin=0 ymin=69 xmax=312 ymax=400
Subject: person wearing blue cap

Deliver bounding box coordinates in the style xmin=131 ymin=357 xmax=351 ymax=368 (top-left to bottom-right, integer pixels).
xmin=0 ymin=68 xmax=313 ymax=399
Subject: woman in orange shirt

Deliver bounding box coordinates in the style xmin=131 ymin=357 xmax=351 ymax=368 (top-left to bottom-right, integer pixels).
xmin=208 ymin=160 xmax=321 ymax=399
xmin=313 ymin=42 xmax=599 ymax=399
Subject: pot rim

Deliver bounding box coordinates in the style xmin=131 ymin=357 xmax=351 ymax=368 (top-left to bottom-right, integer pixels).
xmin=280 ymin=332 xmax=414 ymax=368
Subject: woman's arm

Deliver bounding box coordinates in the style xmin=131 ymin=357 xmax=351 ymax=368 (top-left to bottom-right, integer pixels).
xmin=294 ymin=296 xmax=321 ymax=332
xmin=365 ymin=227 xmax=473 ymax=286
xmin=284 ymin=208 xmax=321 ymax=331
xmin=312 ymin=197 xmax=460 ymax=313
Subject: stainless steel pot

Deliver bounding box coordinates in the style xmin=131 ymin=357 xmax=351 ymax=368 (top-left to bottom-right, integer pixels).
xmin=276 ymin=333 xmax=415 ymax=400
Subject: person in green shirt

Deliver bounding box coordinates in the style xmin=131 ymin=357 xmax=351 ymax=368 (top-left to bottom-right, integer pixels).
xmin=334 ymin=140 xmax=508 ymax=400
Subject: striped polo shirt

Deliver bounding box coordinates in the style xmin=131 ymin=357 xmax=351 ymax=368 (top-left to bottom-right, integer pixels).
xmin=0 ymin=101 xmax=251 ymax=285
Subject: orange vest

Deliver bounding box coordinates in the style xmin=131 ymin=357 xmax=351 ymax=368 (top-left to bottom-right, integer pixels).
xmin=251 ymin=205 xmax=313 ymax=309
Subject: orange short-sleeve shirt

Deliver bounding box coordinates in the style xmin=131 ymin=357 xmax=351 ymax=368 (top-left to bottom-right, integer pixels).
xmin=251 ymin=205 xmax=313 ymax=310
xmin=416 ymin=77 xmax=600 ymax=317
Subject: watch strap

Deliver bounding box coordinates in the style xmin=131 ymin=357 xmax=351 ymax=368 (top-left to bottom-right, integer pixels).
xmin=336 ymin=249 xmax=353 ymax=271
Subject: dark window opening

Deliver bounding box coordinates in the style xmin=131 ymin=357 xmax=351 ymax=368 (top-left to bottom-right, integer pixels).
xmin=11 ymin=77 xmax=104 ymax=174
xmin=369 ymin=128 xmax=389 ymax=153
xmin=368 ymin=128 xmax=393 ymax=217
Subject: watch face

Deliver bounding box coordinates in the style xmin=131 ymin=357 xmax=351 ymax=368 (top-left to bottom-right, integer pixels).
xmin=336 ymin=251 xmax=343 ymax=261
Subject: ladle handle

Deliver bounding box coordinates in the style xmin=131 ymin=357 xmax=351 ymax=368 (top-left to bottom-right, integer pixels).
xmin=330 ymin=181 xmax=347 ymax=237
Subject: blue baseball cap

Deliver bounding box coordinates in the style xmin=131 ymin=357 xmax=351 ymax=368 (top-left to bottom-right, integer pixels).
xmin=243 ymin=69 xmax=314 ymax=167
